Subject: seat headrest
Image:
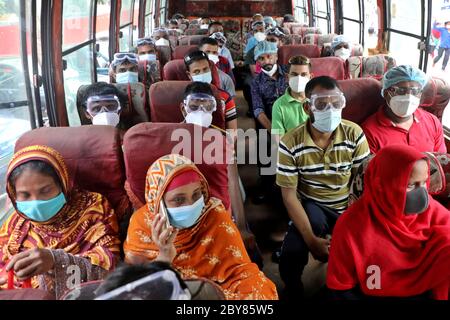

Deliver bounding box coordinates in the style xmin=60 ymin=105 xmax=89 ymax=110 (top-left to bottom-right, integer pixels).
xmin=310 ymin=57 xmax=346 ymax=80
xmin=123 ymin=122 xmax=230 ymax=210
xmin=420 ymin=76 xmax=450 ymax=122
xmin=179 ymin=35 xmax=207 ymax=46
xmin=156 ymin=46 xmax=172 ymax=68
xmin=163 ymin=59 xmax=190 ymax=81
xmin=173 ymin=45 xmax=198 ymax=60
xmin=149 ymin=80 xmax=225 ymax=129
xmin=278 ymin=45 xmax=321 ymax=64
xmin=15 ymin=126 xmax=131 ymax=220
xmin=338 ymin=78 xmax=384 ymax=124
xmin=114 ymin=82 xmax=150 ymax=125
xmin=347 ymin=55 xmax=397 ymax=80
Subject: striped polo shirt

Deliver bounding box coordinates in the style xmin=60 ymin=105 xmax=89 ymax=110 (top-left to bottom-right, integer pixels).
xmin=276 ymin=120 xmax=370 ymax=213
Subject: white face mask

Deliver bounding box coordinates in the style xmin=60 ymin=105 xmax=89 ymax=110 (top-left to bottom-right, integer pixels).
xmin=334 ymin=48 xmax=351 ymax=60
xmin=92 ymin=112 xmax=120 ymax=127
xmin=185 ymin=111 xmax=213 ymax=128
xmin=388 ymin=94 xmax=421 ymax=118
xmin=208 ymin=54 xmax=220 ymax=64
xmin=200 ymin=24 xmax=209 ymax=30
xmin=289 ymin=75 xmax=310 ymax=93
xmin=155 ymin=38 xmax=170 ymax=47
xmin=254 ymin=32 xmax=266 ymax=42
xmin=139 ymin=54 xmax=157 ymax=62
xmin=261 ymin=64 xmax=278 ymax=77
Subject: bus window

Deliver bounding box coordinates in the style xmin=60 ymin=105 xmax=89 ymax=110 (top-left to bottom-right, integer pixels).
xmin=145 ymin=0 xmax=155 ymax=36
xmin=96 ymin=0 xmax=111 ymax=82
xmin=159 ymin=0 xmax=168 ymax=27
xmin=132 ymin=0 xmax=140 ymax=47
xmin=364 ymin=0 xmax=379 ymax=51
xmin=293 ymin=0 xmax=309 ymax=25
xmin=62 ymin=0 xmax=95 ymax=126
xmin=312 ymin=0 xmax=332 ymax=33
xmin=119 ymin=0 xmax=133 ymax=51
xmin=342 ymin=0 xmax=363 ymax=45
xmin=0 ymin=2 xmax=32 ymax=225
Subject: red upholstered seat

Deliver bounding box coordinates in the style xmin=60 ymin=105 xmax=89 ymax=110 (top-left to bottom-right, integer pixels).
xmin=123 ymin=122 xmax=230 ymax=210
xmin=173 ymin=45 xmax=198 ymax=60
xmin=14 ymin=126 xmax=131 ymax=221
xmin=156 ymin=46 xmax=172 ymax=69
xmin=149 ymin=80 xmax=225 ymax=129
xmin=310 ymin=57 xmax=346 ymax=80
xmin=420 ymin=76 xmax=450 ymax=123
xmin=338 ymin=78 xmax=384 ymax=125
xmin=163 ymin=59 xmax=190 ymax=81
xmin=278 ymin=45 xmax=321 ymax=64
xmin=179 ymin=35 xmax=207 ymax=46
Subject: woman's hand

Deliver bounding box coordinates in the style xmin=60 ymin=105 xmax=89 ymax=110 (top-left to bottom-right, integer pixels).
xmin=151 ymin=214 xmax=178 ymax=264
xmin=6 ymin=248 xmax=54 ymax=281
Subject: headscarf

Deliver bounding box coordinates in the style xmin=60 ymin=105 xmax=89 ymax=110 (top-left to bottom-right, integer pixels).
xmin=381 ymin=65 xmax=428 ymax=96
xmin=1 ymin=146 xmax=120 ymax=290
xmin=254 ymin=41 xmax=278 ymax=60
xmin=327 ymin=145 xmax=450 ymax=300
xmin=124 ymin=154 xmax=278 ymax=300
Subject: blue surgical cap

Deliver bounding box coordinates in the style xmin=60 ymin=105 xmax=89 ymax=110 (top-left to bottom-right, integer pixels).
xmin=263 ymin=16 xmax=276 ymax=28
xmin=381 ymin=65 xmax=428 ymax=96
xmin=331 ymin=35 xmax=351 ymax=49
xmin=254 ymin=41 xmax=278 ymax=60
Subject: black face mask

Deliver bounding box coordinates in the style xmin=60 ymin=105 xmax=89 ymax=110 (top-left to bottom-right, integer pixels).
xmin=404 ymin=187 xmax=429 ymax=215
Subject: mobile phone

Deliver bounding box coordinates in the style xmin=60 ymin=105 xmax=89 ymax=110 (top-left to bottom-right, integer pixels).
xmin=159 ymin=200 xmax=171 ymax=229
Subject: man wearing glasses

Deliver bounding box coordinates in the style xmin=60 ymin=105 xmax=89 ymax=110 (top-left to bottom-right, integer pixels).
xmin=276 ymin=76 xmax=370 ymax=300
xmin=362 ymin=65 xmax=446 ymax=154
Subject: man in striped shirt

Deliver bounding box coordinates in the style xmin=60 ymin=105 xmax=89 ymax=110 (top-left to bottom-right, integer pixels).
xmin=276 ymin=76 xmax=370 ymax=300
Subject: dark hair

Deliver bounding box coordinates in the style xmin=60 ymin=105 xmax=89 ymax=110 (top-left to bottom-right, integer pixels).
xmin=172 ymin=13 xmax=184 ymax=20
xmin=305 ymin=76 xmax=341 ymax=98
xmin=8 ymin=160 xmax=61 ymax=190
xmin=76 ymin=82 xmax=127 ymax=111
xmin=184 ymin=50 xmax=209 ymax=69
xmin=198 ymin=37 xmax=219 ymax=49
xmin=288 ymin=55 xmax=312 ymax=73
xmin=169 ymin=19 xmax=178 ymax=26
xmin=208 ymin=21 xmax=222 ymax=30
xmin=94 ymin=262 xmax=187 ymax=296
xmin=445 ymin=21 xmax=450 ymax=25
xmin=283 ymin=14 xmax=295 ymax=23
xmin=183 ymin=82 xmax=214 ymax=99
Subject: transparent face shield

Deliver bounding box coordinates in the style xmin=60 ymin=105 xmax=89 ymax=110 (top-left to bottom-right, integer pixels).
xmin=95 ymin=270 xmax=191 ymax=300
xmin=308 ymin=93 xmax=346 ymax=112
xmin=183 ymin=93 xmax=217 ymax=113
xmin=86 ymin=95 xmax=121 ymax=117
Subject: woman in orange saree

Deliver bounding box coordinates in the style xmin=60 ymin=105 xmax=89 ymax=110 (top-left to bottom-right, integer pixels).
xmin=0 ymin=145 xmax=120 ymax=299
xmin=124 ymin=154 xmax=278 ymax=300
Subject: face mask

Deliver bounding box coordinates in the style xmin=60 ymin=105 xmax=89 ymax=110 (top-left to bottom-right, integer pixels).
xmin=16 ymin=192 xmax=66 ymax=222
xmin=254 ymin=32 xmax=266 ymax=42
xmin=388 ymin=94 xmax=420 ymax=118
xmin=207 ymin=54 xmax=220 ymax=64
xmin=116 ymin=71 xmax=139 ymax=84
xmin=185 ymin=111 xmax=213 ymax=127
xmin=334 ymin=48 xmax=351 ymax=60
xmin=191 ymin=71 xmax=212 ymax=84
xmin=289 ymin=75 xmax=309 ymax=93
xmin=261 ymin=63 xmax=278 ymax=77
xmin=166 ymin=196 xmax=205 ymax=229
xmin=404 ymin=187 xmax=429 ymax=215
xmin=139 ymin=54 xmax=157 ymax=62
xmin=312 ymin=109 xmax=342 ymax=133
xmin=155 ymin=38 xmax=170 ymax=47
xmin=200 ymin=24 xmax=209 ymax=30
xmin=92 ymin=112 xmax=120 ymax=127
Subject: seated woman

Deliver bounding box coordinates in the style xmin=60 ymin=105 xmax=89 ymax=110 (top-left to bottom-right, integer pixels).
xmin=0 ymin=146 xmax=120 ymax=299
xmin=327 ymin=145 xmax=450 ymax=300
xmin=124 ymin=154 xmax=278 ymax=300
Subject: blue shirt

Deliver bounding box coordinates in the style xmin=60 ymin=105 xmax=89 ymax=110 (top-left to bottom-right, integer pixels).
xmin=433 ymin=23 xmax=450 ymax=48
xmin=251 ymin=64 xmax=289 ymax=119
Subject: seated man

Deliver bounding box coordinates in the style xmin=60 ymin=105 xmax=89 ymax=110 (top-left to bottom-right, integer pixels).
xmin=152 ymin=27 xmax=171 ymax=47
xmin=331 ymin=35 xmax=352 ymax=61
xmin=244 ymin=20 xmax=266 ymax=55
xmin=208 ymin=22 xmax=235 ymax=70
xmin=272 ymin=55 xmax=312 ymax=142
xmin=184 ymin=50 xmax=237 ymax=131
xmin=362 ymin=65 xmax=446 ymax=154
xmin=283 ymin=14 xmax=296 ymax=24
xmin=276 ymin=76 xmax=370 ymax=300
xmin=167 ymin=19 xmax=179 ymax=30
xmin=135 ymin=37 xmax=161 ymax=88
xmin=136 ymin=37 xmax=157 ymax=61
xmin=198 ymin=37 xmax=236 ymax=87
xmin=110 ymin=52 xmax=140 ymax=84
xmin=199 ymin=17 xmax=211 ymax=30
xmin=245 ymin=14 xmax=265 ymax=42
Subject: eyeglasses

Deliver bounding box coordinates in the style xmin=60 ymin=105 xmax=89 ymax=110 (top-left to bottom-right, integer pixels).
xmin=308 ymin=93 xmax=346 ymax=112
xmin=111 ymin=53 xmax=138 ymax=67
xmin=184 ymin=51 xmax=209 ymax=65
xmin=183 ymin=93 xmax=217 ymax=113
xmin=86 ymin=95 xmax=121 ymax=116
xmin=388 ymin=86 xmax=422 ymax=97
xmin=137 ymin=38 xmax=155 ymax=47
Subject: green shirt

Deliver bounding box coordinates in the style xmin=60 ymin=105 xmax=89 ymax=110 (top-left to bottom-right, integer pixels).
xmin=276 ymin=120 xmax=370 ymax=213
xmin=271 ymin=89 xmax=309 ymax=136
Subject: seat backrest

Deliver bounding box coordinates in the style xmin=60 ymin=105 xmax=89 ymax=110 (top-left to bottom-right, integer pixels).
xmin=138 ymin=60 xmax=162 ymax=89
xmin=156 ymin=46 xmax=172 ymax=69
xmin=149 ymin=80 xmax=225 ymax=129
xmin=123 ymin=122 xmax=230 ymax=210
xmin=278 ymin=45 xmax=321 ymax=64
xmin=322 ymin=42 xmax=364 ymax=57
xmin=338 ymin=78 xmax=384 ymax=124
xmin=292 ymin=26 xmax=322 ymax=37
xmin=304 ymin=33 xmax=336 ymax=47
xmin=179 ymin=35 xmax=207 ymax=46
xmin=15 ymin=126 xmax=131 ymax=221
xmin=282 ymin=22 xmax=308 ymax=33
xmin=173 ymin=45 xmax=198 ymax=60
xmin=420 ymin=76 xmax=450 ymax=122
xmin=310 ymin=57 xmax=346 ymax=80
xmin=347 ymin=54 xmax=396 ymax=80
xmin=114 ymin=82 xmax=150 ymax=125
xmin=163 ymin=59 xmax=190 ymax=81
xmin=284 ymin=34 xmax=303 ymax=45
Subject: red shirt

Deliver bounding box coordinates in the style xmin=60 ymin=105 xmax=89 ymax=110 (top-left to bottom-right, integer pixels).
xmin=361 ymin=107 xmax=447 ymax=154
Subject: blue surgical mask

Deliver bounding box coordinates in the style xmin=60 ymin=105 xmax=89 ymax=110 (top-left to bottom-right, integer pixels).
xmin=140 ymin=54 xmax=157 ymax=62
xmin=312 ymin=109 xmax=342 ymax=133
xmin=191 ymin=71 xmax=212 ymax=84
xmin=16 ymin=192 xmax=66 ymax=222
xmin=166 ymin=196 xmax=205 ymax=229
xmin=116 ymin=71 xmax=139 ymax=84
